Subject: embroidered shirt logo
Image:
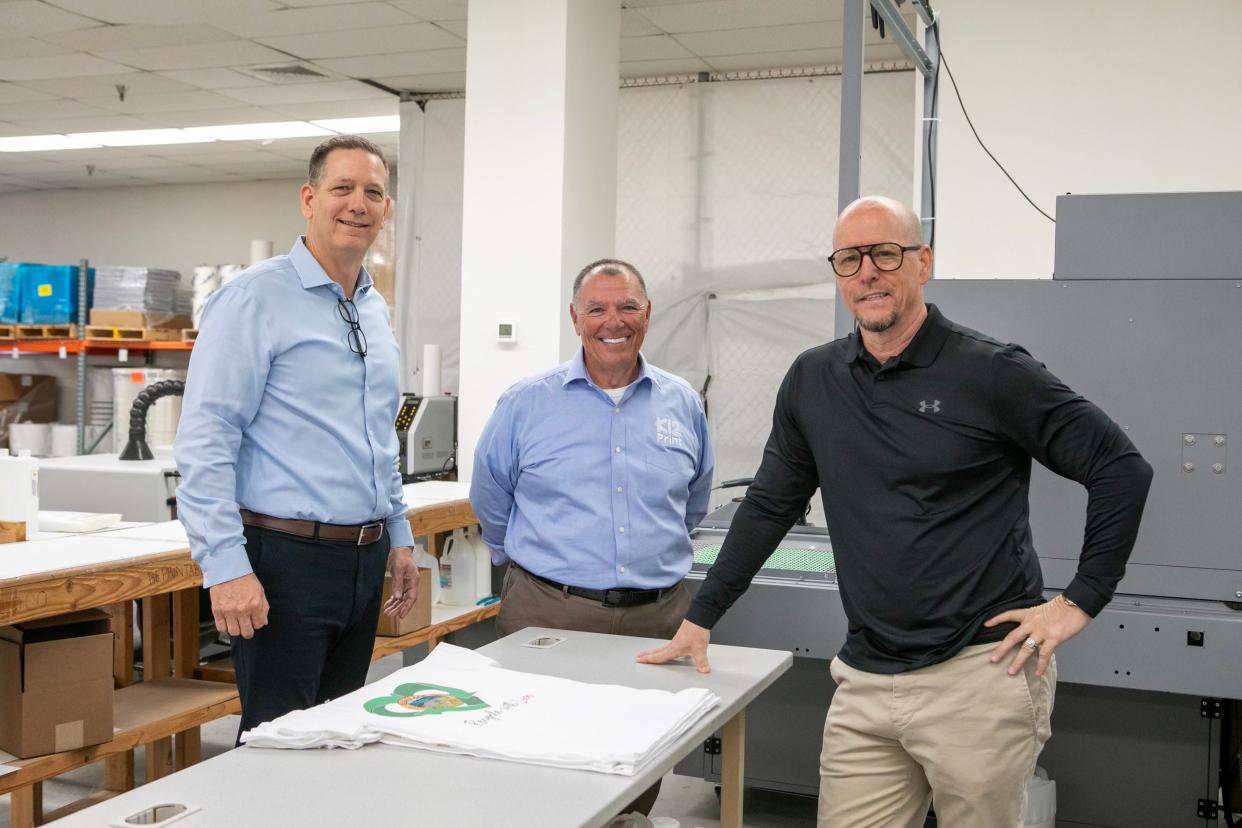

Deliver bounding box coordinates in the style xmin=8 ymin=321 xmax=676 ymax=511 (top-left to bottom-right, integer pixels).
xmin=655 ymin=417 xmax=685 ymax=447
xmin=918 ymin=399 xmax=941 ymax=414
xmin=364 ymin=682 xmax=488 ymax=718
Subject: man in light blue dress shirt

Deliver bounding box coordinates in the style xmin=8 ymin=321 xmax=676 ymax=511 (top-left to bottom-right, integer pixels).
xmin=175 ymin=135 xmax=419 ymax=738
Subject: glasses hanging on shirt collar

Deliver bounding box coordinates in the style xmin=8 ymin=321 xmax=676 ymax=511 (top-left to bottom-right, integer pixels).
xmin=337 ymin=298 xmax=368 ymax=359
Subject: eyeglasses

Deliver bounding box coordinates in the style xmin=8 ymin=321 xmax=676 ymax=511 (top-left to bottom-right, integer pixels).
xmin=337 ymin=298 xmax=367 ymax=359
xmin=827 ymin=242 xmax=921 ymax=278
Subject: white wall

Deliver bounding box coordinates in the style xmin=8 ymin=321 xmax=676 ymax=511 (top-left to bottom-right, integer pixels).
xmin=0 ymin=179 xmax=308 ymax=278
xmin=931 ymin=0 xmax=1242 ymax=279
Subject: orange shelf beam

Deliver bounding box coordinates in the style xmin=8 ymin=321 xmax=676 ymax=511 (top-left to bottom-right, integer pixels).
xmin=2 ymin=340 xmax=192 ymax=354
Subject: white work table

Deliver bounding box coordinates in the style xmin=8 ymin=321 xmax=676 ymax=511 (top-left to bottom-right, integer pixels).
xmin=52 ymin=628 xmax=792 ymax=828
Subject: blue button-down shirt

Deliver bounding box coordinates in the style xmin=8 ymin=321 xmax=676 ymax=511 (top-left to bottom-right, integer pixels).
xmin=470 ymin=349 xmax=713 ymax=590
xmin=175 ymin=237 xmax=413 ymax=588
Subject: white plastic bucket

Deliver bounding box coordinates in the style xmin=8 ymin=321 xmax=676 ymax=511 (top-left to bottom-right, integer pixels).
xmin=1025 ymin=766 xmax=1056 ymax=828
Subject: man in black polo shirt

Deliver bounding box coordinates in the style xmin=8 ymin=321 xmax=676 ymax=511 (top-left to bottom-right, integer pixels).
xmin=639 ymin=196 xmax=1153 ymax=827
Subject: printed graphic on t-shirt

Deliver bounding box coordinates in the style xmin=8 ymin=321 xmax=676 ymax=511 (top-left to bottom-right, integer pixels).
xmin=364 ymin=683 xmax=488 ymax=718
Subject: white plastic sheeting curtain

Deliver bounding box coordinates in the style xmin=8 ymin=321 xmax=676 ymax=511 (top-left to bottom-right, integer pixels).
xmin=398 ymin=71 xmax=914 ymax=483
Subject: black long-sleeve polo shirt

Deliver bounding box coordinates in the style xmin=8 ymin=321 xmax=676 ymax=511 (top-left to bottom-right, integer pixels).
xmin=688 ymin=304 xmax=1153 ymax=674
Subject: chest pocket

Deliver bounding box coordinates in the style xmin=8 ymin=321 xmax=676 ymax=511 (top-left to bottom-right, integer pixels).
xmin=646 ymin=443 xmax=696 ymax=479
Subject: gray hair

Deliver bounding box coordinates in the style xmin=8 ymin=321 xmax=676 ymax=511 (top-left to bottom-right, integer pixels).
xmin=572 ymin=258 xmax=648 ymax=303
xmin=308 ymin=135 xmax=389 ymax=187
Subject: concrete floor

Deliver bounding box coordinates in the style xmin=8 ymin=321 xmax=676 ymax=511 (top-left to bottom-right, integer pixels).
xmin=0 ymin=653 xmax=817 ymax=828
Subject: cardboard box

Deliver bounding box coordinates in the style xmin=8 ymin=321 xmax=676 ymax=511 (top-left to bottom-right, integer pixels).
xmin=0 ymin=609 xmax=114 ymax=758
xmin=0 ymin=374 xmax=58 ymax=450
xmin=376 ymin=567 xmax=432 ymax=636
xmin=89 ymin=308 xmax=193 ymax=331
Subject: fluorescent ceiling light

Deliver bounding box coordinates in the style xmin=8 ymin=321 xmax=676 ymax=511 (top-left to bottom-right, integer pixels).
xmin=67 ymin=128 xmax=214 ymax=147
xmin=0 ymin=134 xmax=102 ymax=152
xmin=183 ymin=121 xmax=334 ymax=141
xmin=311 ymin=116 xmax=400 ymax=134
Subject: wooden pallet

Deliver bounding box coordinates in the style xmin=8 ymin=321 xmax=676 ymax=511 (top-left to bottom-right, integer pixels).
xmin=15 ymin=323 xmax=75 ymax=340
xmin=0 ymin=323 xmax=14 ymax=340
xmin=85 ymin=325 xmax=181 ymax=343
xmin=180 ymin=328 xmax=198 ymax=343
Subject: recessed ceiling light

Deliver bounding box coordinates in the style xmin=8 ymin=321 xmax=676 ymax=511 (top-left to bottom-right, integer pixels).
xmin=183 ymin=121 xmax=335 ymax=141
xmin=311 ymin=116 xmax=400 ymax=134
xmin=67 ymin=128 xmax=214 ymax=147
xmin=0 ymin=134 xmax=102 ymax=152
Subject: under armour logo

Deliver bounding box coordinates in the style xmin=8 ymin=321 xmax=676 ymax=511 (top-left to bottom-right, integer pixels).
xmin=918 ymin=400 xmax=941 ymax=414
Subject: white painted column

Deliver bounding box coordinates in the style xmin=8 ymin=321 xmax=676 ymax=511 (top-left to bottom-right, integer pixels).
xmin=457 ymin=0 xmax=620 ymax=475
xmin=395 ymin=97 xmax=426 ymax=387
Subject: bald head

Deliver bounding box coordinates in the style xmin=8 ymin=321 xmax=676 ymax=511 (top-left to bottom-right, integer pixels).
xmin=834 ymin=196 xmax=922 ymax=249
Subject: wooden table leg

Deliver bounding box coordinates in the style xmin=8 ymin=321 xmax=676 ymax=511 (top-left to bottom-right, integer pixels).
xmin=142 ymin=594 xmax=174 ymax=780
xmin=105 ymin=601 xmax=136 ymax=792
xmin=720 ymin=710 xmax=746 ymax=828
xmin=10 ymin=781 xmax=42 ymax=828
xmin=171 ymin=588 xmax=203 ymax=768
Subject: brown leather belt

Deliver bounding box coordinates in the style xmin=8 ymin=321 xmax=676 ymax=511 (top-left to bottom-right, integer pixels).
xmin=240 ymin=509 xmax=385 ymax=545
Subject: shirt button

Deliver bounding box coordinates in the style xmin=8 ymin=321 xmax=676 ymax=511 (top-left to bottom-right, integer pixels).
xmin=615 ymin=407 xmax=621 ymax=414
xmin=616 ymin=486 xmax=623 ymax=493
xmin=618 ymin=566 xmax=625 ymax=573
xmin=618 ymin=527 xmax=625 ymax=533
xmin=615 ymin=446 xmax=622 ymax=453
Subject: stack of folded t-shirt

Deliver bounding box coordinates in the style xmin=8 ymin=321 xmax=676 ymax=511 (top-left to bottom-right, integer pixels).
xmin=241 ymin=644 xmax=718 ymax=775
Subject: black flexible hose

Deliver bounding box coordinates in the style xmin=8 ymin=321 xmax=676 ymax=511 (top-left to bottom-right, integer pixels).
xmin=119 ymin=379 xmax=185 ymax=461
xmin=1224 ymin=699 xmax=1240 ymax=828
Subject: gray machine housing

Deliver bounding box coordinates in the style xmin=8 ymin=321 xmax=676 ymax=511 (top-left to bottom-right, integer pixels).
xmin=395 ymin=394 xmax=456 ymax=479
xmin=679 ymin=193 xmax=1242 ymax=827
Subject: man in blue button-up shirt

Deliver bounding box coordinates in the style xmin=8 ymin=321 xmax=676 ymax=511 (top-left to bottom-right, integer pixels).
xmin=176 ymin=136 xmax=418 ymax=738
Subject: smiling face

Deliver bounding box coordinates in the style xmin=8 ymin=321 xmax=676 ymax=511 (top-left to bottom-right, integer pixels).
xmin=832 ymin=198 xmax=931 ymax=334
xmin=299 ymin=148 xmax=390 ymax=259
xmin=570 ymin=269 xmax=651 ymax=388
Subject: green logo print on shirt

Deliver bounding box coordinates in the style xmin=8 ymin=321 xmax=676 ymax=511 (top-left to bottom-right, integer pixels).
xmin=363 ymin=683 xmax=489 ymax=718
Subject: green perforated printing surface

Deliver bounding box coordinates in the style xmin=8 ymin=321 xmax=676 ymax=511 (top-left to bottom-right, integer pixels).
xmin=692 ymin=543 xmax=835 ymax=574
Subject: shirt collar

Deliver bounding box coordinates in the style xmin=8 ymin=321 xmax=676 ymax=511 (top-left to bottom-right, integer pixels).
xmin=563 ymin=347 xmax=660 ymax=391
xmin=288 ymin=236 xmax=374 ymax=297
xmin=841 ymin=303 xmax=950 ymax=368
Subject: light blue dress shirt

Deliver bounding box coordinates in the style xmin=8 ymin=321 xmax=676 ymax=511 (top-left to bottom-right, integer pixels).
xmin=175 ymin=237 xmax=413 ymax=588
xmin=471 ymin=349 xmax=714 ymax=590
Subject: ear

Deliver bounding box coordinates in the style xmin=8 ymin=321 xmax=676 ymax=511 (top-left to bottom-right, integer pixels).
xmin=379 ymin=194 xmax=392 ymax=228
xmin=299 ymin=182 xmax=314 ymax=220
xmin=917 ymin=244 xmax=933 ymax=285
xmin=643 ymin=300 xmax=652 ymax=324
xmin=569 ymin=303 xmax=581 ymax=335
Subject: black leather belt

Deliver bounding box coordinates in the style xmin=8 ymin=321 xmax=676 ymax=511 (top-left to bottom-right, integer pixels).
xmin=240 ymin=509 xmax=385 ymax=545
xmin=526 ymin=569 xmax=665 ymax=608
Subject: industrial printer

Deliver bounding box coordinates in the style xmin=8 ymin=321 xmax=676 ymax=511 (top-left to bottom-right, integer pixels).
xmin=678 ymin=192 xmax=1242 ymax=828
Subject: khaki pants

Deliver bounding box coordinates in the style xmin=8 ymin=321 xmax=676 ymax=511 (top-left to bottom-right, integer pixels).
xmin=496 ymin=564 xmax=690 ymax=640
xmin=818 ymin=643 xmax=1056 ymax=828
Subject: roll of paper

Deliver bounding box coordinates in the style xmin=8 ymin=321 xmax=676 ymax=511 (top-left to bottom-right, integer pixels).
xmin=49 ymin=424 xmax=78 ymax=457
xmin=249 ymin=239 xmax=273 ymax=266
xmin=421 ymin=343 xmax=442 ymax=398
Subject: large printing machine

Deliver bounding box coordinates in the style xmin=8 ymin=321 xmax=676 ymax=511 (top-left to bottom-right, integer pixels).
xmin=677 ymin=192 xmax=1242 ymax=828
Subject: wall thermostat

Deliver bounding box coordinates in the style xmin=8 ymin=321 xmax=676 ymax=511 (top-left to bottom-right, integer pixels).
xmin=497 ymin=319 xmax=518 ymax=343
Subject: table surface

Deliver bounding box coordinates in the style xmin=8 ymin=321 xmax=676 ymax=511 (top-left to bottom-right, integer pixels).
xmin=52 ymin=628 xmax=791 ymax=828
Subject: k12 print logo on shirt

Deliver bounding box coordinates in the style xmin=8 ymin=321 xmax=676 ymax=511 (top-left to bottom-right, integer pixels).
xmin=655 ymin=417 xmax=685 ymax=448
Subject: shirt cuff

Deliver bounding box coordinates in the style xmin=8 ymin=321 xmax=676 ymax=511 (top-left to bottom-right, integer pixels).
xmin=1063 ymin=576 xmax=1108 ymax=618
xmin=685 ymin=598 xmax=724 ymax=630
xmin=386 ymin=514 xmax=415 ymax=549
xmin=198 ymin=543 xmax=254 ymax=589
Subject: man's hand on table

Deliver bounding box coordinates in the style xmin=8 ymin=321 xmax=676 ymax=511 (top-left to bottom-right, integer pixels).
xmin=209 ymin=573 xmax=269 ymax=639
xmin=636 ymin=619 xmax=712 ymax=673
xmin=384 ymin=546 xmax=419 ymax=619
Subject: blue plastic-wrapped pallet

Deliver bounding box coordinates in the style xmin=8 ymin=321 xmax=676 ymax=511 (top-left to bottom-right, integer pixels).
xmin=17 ymin=264 xmax=95 ymax=324
xmin=0 ymin=263 xmax=19 ymax=323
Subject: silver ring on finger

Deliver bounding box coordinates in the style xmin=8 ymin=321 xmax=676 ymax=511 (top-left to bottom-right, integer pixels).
xmin=1022 ymin=637 xmax=1039 ymax=652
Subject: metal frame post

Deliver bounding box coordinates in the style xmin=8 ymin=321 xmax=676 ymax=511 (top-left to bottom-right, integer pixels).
xmin=837 ymin=0 xmax=865 ymax=212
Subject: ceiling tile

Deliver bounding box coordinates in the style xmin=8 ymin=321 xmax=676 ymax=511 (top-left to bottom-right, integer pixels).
xmin=21 ymin=71 xmax=195 ymax=98
xmin=81 ymin=89 xmax=247 ymax=114
xmin=620 ymin=34 xmax=694 ymax=62
xmin=18 ymin=114 xmax=167 ymax=132
xmin=267 ymin=98 xmax=397 ymax=120
xmin=153 ymin=106 xmax=286 ymax=126
xmin=620 ymin=9 xmax=661 ymax=37
xmin=42 ymin=0 xmax=280 ymax=26
xmin=0 ymin=37 xmax=74 ymax=59
xmin=677 ymin=21 xmax=902 ymax=58
xmin=97 ymin=40 xmax=290 ymax=71
xmin=263 ymin=0 xmax=382 ymax=5
xmin=0 ymin=98 xmax=117 ymax=119
xmin=387 ymin=0 xmax=467 ymax=21
xmin=0 ymin=82 xmax=55 ymax=104
xmin=156 ymin=68 xmax=275 ymax=90
xmin=215 ymin=2 xmax=416 ymax=38
xmin=372 ymin=71 xmax=464 ymax=92
xmin=255 ymin=22 xmax=461 ymax=59
xmin=0 ymin=122 xmax=40 ymax=137
xmin=41 ymin=23 xmax=241 ymax=52
xmin=313 ymin=47 xmax=465 ymax=78
xmin=633 ymin=0 xmax=836 ymax=33
xmin=619 ymin=57 xmax=712 ymax=77
xmin=216 ymin=79 xmax=391 ymax=105
xmin=144 ymin=142 xmax=276 ymax=159
xmin=435 ymin=20 xmax=465 ymax=38
xmin=94 ymin=154 xmax=211 ymax=171
xmin=0 ymin=1 xmax=100 ymax=37
xmin=0 ymin=53 xmax=137 ymax=81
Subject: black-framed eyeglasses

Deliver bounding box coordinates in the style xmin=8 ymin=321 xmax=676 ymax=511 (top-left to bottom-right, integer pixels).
xmin=827 ymin=242 xmax=922 ymax=278
xmin=337 ymin=298 xmax=367 ymax=359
